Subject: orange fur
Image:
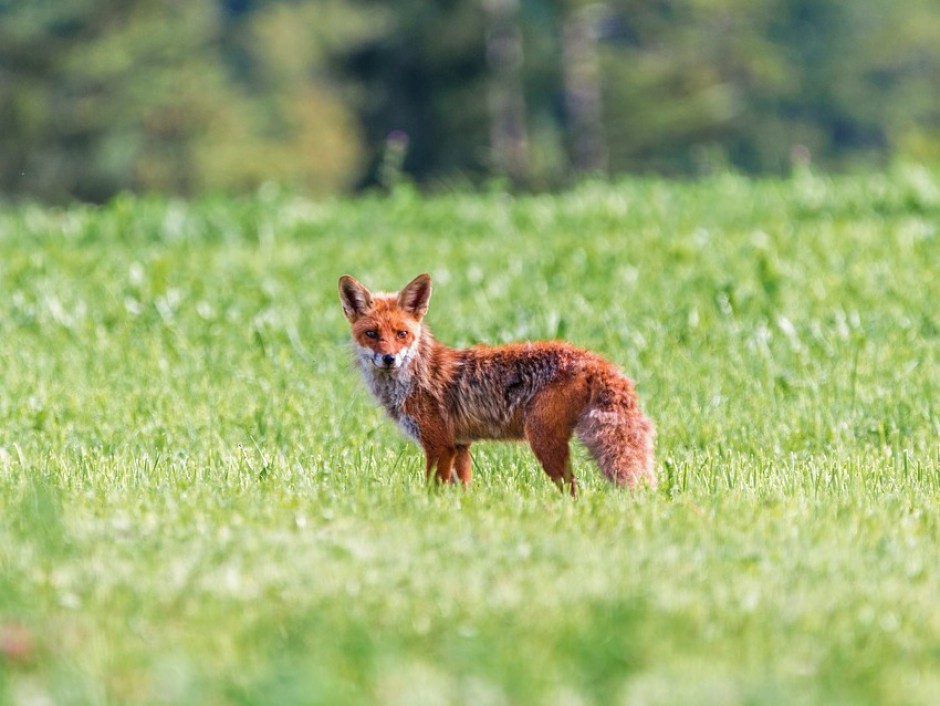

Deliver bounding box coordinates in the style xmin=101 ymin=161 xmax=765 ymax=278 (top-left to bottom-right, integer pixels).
xmin=339 ymin=273 xmax=656 ymax=494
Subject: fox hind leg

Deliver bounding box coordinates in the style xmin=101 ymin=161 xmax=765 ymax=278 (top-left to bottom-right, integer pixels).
xmin=524 ymin=387 xmax=582 ymax=496
xmin=530 ymin=437 xmax=575 ymax=496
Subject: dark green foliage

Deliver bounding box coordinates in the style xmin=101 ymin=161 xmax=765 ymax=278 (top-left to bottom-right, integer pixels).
xmin=1 ymin=0 xmax=940 ymax=200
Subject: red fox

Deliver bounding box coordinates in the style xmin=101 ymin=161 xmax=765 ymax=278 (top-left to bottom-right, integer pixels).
xmin=339 ymin=273 xmax=656 ymax=494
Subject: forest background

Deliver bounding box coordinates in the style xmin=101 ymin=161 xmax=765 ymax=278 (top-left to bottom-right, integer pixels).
xmin=1 ymin=0 xmax=939 ymax=203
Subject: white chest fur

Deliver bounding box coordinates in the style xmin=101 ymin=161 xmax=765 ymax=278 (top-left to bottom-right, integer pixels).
xmin=358 ymin=361 xmax=421 ymax=442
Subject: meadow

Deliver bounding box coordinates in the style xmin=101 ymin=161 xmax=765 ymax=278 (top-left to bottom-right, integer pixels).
xmin=1 ymin=168 xmax=938 ymax=705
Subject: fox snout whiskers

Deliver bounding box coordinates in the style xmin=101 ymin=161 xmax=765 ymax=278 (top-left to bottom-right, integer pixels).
xmin=359 ymin=347 xmax=411 ymax=370
xmin=372 ymin=352 xmax=401 ymax=369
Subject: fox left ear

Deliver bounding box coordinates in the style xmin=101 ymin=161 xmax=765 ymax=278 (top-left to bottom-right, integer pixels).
xmin=397 ymin=273 xmax=432 ymax=320
xmin=339 ymin=275 xmax=374 ymax=323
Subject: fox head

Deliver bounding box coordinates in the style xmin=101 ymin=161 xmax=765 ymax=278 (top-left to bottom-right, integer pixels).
xmin=338 ymin=273 xmax=432 ymax=371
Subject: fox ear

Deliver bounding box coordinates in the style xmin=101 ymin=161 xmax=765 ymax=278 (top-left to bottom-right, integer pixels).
xmin=397 ymin=273 xmax=432 ymax=320
xmin=338 ymin=275 xmax=374 ymax=323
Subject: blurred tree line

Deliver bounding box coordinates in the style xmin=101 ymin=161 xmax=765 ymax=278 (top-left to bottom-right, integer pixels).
xmin=1 ymin=0 xmax=938 ymax=202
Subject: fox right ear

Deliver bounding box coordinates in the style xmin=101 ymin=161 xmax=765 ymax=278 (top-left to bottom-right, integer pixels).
xmin=397 ymin=273 xmax=432 ymax=320
xmin=338 ymin=275 xmax=374 ymax=323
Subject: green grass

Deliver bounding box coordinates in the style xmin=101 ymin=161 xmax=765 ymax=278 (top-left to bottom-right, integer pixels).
xmin=1 ymin=166 xmax=939 ymax=705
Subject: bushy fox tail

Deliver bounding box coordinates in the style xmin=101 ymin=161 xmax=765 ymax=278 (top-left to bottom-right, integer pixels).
xmin=576 ymin=372 xmax=656 ymax=489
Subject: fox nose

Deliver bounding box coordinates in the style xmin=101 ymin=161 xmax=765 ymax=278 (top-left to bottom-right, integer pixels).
xmin=381 ymin=354 xmax=396 ymax=367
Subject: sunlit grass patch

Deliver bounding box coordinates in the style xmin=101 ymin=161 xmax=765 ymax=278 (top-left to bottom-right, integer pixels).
xmin=1 ymin=170 xmax=939 ymax=704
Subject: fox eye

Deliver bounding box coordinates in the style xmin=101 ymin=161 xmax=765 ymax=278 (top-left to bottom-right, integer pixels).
xmin=396 ymin=330 xmax=409 ymax=340
xmin=365 ymin=330 xmax=378 ymax=339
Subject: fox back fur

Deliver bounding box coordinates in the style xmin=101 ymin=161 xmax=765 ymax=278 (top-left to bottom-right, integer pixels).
xmin=339 ymin=273 xmax=655 ymax=494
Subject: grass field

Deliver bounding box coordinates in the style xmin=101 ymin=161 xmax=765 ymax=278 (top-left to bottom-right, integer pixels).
xmin=1 ymin=168 xmax=939 ymax=705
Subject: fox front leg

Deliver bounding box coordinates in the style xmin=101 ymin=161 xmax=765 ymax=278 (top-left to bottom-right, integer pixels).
xmin=455 ymin=444 xmax=472 ymax=486
xmin=422 ymin=444 xmax=457 ymax=484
